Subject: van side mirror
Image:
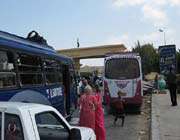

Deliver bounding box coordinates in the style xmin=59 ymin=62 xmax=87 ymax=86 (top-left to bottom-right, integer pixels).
xmin=70 ymin=128 xmax=81 ymax=140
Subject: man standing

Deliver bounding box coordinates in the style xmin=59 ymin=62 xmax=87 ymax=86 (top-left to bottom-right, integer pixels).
xmin=167 ymin=67 xmax=177 ymax=106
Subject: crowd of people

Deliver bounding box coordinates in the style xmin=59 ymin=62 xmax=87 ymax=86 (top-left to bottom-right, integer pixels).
xmin=78 ymin=78 xmax=106 ymax=140
xmin=77 ymin=77 xmax=126 ymax=140
xmin=76 ymin=67 xmax=178 ymax=139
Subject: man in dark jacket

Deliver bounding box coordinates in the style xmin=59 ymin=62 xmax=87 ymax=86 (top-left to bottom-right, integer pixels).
xmin=167 ymin=67 xmax=177 ymax=106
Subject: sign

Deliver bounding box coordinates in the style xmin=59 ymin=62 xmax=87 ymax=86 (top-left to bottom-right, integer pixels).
xmin=46 ymin=87 xmax=63 ymax=99
xmin=159 ymin=45 xmax=176 ymax=74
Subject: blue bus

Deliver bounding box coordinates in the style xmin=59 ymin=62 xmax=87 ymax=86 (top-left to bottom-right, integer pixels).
xmin=0 ymin=31 xmax=77 ymax=117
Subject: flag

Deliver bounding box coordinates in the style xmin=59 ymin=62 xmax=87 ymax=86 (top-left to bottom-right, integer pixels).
xmin=159 ymin=29 xmax=163 ymax=32
xmin=77 ymin=38 xmax=80 ymax=48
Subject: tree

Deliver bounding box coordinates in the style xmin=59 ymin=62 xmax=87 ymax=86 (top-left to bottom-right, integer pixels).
xmin=132 ymin=41 xmax=159 ymax=74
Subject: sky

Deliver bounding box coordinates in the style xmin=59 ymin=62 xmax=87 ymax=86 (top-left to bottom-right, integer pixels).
xmin=0 ymin=0 xmax=180 ymax=66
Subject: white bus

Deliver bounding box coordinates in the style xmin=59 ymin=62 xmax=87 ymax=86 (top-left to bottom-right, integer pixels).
xmin=104 ymin=53 xmax=143 ymax=112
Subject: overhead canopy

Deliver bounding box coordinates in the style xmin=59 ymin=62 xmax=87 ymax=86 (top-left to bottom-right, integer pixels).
xmin=57 ymin=44 xmax=126 ymax=59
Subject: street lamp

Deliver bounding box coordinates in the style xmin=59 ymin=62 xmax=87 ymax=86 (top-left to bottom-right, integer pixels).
xmin=159 ymin=28 xmax=166 ymax=46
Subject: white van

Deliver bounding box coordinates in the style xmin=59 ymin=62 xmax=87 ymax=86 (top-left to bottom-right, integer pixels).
xmin=0 ymin=102 xmax=96 ymax=140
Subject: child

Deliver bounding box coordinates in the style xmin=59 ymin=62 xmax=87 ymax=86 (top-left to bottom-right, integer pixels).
xmin=111 ymin=91 xmax=125 ymax=126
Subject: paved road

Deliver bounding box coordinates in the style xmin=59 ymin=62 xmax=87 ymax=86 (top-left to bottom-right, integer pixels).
xmin=105 ymin=95 xmax=151 ymax=140
xmin=105 ymin=114 xmax=144 ymax=140
xmin=70 ymin=95 xmax=151 ymax=140
xmin=152 ymin=93 xmax=180 ymax=140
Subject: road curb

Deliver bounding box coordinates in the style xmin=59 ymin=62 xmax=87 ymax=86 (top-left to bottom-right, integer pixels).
xmin=151 ymin=94 xmax=162 ymax=140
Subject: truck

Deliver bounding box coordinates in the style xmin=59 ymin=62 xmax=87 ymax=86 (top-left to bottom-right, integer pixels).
xmin=0 ymin=102 xmax=96 ymax=140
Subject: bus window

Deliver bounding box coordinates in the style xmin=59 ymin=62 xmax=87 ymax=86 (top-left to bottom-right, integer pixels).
xmin=17 ymin=53 xmax=43 ymax=86
xmin=57 ymin=62 xmax=63 ymax=85
xmin=105 ymin=58 xmax=140 ymax=80
xmin=57 ymin=70 xmax=63 ymax=85
xmin=0 ymin=50 xmax=16 ymax=89
xmin=44 ymin=59 xmax=63 ymax=85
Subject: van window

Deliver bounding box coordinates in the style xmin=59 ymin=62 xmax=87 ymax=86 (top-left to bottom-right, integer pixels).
xmin=17 ymin=53 xmax=43 ymax=86
xmin=4 ymin=114 xmax=24 ymax=140
xmin=35 ymin=112 xmax=69 ymax=140
xmin=0 ymin=50 xmax=16 ymax=89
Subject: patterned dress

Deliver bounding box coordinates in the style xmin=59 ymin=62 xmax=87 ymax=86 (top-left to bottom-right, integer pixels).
xmin=95 ymin=92 xmax=106 ymax=140
xmin=79 ymin=94 xmax=97 ymax=131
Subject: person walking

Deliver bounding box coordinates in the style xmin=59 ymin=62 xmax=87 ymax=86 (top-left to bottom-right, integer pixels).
xmin=94 ymin=85 xmax=106 ymax=140
xmin=167 ymin=67 xmax=177 ymax=106
xmin=79 ymin=85 xmax=97 ymax=131
xmin=79 ymin=78 xmax=89 ymax=96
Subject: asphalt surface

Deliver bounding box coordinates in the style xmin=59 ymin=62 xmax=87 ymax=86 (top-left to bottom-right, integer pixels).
xmin=152 ymin=93 xmax=180 ymax=140
xmin=70 ymin=93 xmax=151 ymax=140
xmin=105 ymin=95 xmax=151 ymax=140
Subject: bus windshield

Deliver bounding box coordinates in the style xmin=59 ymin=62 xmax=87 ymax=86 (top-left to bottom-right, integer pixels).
xmin=105 ymin=58 xmax=140 ymax=80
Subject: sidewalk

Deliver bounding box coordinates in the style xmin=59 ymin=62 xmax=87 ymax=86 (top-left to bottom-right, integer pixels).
xmin=151 ymin=92 xmax=180 ymax=140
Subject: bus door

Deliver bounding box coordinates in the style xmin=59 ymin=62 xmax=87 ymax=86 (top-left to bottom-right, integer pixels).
xmin=69 ymin=70 xmax=78 ymax=110
xmin=62 ymin=65 xmax=71 ymax=116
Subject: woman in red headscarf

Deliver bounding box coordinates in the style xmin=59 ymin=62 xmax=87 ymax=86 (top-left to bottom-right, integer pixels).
xmin=79 ymin=85 xmax=97 ymax=131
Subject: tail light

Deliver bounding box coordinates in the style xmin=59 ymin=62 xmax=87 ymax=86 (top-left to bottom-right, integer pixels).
xmin=104 ymin=80 xmax=110 ymax=105
xmin=135 ymin=80 xmax=141 ymax=96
